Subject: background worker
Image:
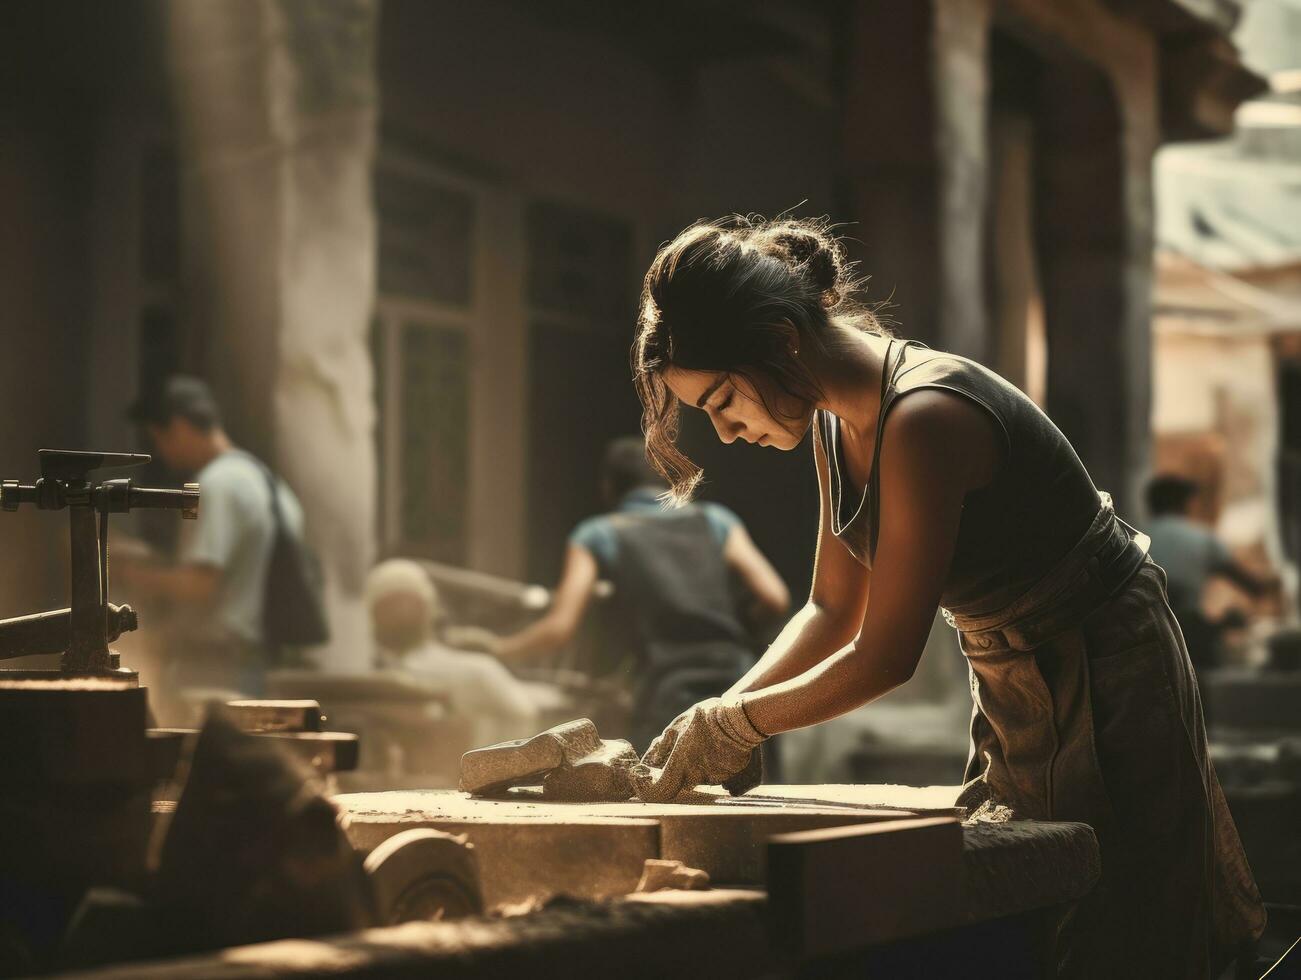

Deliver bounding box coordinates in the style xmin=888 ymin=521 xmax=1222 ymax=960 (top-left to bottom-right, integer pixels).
xmin=118 ymin=376 xmax=310 ymax=697
xmin=365 ymin=558 xmax=543 ymax=747
xmin=452 ymin=435 xmax=789 ymax=749
xmin=1145 ymin=473 xmax=1280 ymax=670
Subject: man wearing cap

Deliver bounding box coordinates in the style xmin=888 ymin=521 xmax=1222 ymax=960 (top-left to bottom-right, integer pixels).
xmin=121 ymin=375 xmax=308 ymax=696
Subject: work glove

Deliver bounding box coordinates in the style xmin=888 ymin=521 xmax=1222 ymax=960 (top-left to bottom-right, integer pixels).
xmin=631 ymin=697 xmax=767 ymax=803
xmin=722 ymin=747 xmax=764 ymax=797
xmin=643 ymin=703 xmax=765 ymax=797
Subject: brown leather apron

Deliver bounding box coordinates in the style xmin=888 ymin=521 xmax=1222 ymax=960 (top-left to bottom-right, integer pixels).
xmin=945 ymin=493 xmax=1266 ymax=978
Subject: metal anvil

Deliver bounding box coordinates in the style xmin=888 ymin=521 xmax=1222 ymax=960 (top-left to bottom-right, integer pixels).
xmin=0 ymin=449 xmax=199 ymax=678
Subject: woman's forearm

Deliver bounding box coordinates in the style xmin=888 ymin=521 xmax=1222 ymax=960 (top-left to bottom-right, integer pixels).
xmin=724 ymin=600 xmax=857 ymax=698
xmin=742 ymin=640 xmax=913 ymax=735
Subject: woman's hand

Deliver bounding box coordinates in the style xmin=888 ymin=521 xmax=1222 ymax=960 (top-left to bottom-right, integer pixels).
xmin=642 ymin=706 xmax=764 ymax=796
xmin=632 ymin=697 xmax=767 ymax=802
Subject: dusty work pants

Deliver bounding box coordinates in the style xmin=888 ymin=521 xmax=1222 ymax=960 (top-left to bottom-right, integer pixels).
xmin=946 ymin=495 xmax=1265 ymax=979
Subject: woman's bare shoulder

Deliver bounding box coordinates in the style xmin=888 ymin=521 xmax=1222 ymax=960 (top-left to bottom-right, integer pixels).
xmin=882 ymin=388 xmax=1003 ymax=489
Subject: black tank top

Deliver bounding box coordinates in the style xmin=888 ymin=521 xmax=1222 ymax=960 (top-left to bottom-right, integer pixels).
xmin=816 ymin=340 xmax=1100 ymax=609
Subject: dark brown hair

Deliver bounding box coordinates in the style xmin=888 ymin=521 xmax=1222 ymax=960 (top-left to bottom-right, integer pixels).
xmin=633 ymin=215 xmax=885 ymax=502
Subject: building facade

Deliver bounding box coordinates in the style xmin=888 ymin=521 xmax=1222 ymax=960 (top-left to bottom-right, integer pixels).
xmin=0 ymin=0 xmax=1261 ymax=669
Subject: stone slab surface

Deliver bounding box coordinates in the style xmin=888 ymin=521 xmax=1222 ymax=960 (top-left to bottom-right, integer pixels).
xmin=336 ymin=788 xmax=1096 ymax=918
xmin=744 ymin=783 xmax=963 ymax=813
xmin=343 ymin=808 xmax=660 ymax=908
xmin=336 ymin=788 xmax=927 ymax=889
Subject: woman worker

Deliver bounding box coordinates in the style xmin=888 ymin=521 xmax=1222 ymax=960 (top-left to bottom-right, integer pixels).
xmin=628 ymin=216 xmax=1263 ymax=977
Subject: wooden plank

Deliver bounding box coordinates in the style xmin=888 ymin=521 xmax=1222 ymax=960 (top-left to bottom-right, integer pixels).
xmin=766 ymin=815 xmax=965 ymax=957
xmin=222 ymin=699 xmax=322 ymax=733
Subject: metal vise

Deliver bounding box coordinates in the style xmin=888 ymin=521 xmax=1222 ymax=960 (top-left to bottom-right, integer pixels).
xmin=0 ymin=449 xmax=199 ymax=678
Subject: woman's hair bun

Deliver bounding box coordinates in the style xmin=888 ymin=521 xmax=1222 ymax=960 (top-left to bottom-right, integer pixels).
xmin=762 ymin=222 xmax=844 ymax=307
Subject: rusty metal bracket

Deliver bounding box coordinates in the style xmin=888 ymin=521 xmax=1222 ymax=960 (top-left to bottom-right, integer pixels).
xmin=0 ymin=449 xmax=200 ymax=676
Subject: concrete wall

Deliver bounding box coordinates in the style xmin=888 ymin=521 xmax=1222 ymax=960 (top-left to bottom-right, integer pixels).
xmin=0 ymin=0 xmax=1198 ymax=631
xmin=0 ymin=2 xmax=151 ymax=617
xmin=378 ymin=0 xmax=839 ymax=595
xmin=0 ymin=128 xmax=93 ymax=618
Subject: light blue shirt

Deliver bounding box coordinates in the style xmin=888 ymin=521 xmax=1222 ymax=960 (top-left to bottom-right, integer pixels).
xmin=569 ymin=487 xmax=740 ymax=576
xmin=1146 ymin=513 xmax=1232 ymax=613
xmin=182 ymin=451 xmax=304 ymax=643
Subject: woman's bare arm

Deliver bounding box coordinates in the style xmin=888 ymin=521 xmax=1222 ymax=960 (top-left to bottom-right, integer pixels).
xmin=743 ymin=391 xmax=999 ymax=734
xmin=724 ymin=420 xmax=870 ymax=697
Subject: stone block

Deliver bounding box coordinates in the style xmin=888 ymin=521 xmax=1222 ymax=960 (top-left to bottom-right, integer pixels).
xmin=766 ymin=816 xmax=964 ymax=956
xmin=541 ymin=739 xmax=638 ymax=802
xmin=458 ymin=718 xmax=603 ymax=794
xmin=961 ymin=820 xmax=1099 ymax=922
xmin=635 ymin=859 xmax=710 ymax=892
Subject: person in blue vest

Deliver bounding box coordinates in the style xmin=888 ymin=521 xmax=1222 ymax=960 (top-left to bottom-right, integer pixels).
xmin=455 ymin=436 xmax=789 ymax=749
xmin=1144 ymin=474 xmax=1278 ymax=670
xmin=625 ymin=215 xmax=1263 ymax=978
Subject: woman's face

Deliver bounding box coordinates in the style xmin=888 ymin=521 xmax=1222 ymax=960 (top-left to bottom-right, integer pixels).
xmin=663 ymin=366 xmax=813 ymax=451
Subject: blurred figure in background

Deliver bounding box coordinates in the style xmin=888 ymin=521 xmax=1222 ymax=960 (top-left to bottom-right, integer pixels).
xmin=119 ymin=376 xmax=311 ymax=699
xmin=1146 ymin=474 xmax=1279 ymax=670
xmin=451 ymin=436 xmax=789 ymax=749
xmin=365 ymin=558 xmax=541 ymax=746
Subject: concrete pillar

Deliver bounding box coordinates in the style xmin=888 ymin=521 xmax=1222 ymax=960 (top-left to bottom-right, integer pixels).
xmin=841 ymin=0 xmax=993 ymax=362
xmin=168 ymin=0 xmax=379 ymax=671
xmin=845 ymin=0 xmax=1156 ymax=511
xmin=986 ymin=108 xmax=1043 ymax=397
xmin=1033 ymin=50 xmax=1157 ymax=513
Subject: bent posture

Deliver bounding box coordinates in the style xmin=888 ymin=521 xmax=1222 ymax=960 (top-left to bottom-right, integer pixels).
xmin=630 ymin=216 xmax=1263 ymax=977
